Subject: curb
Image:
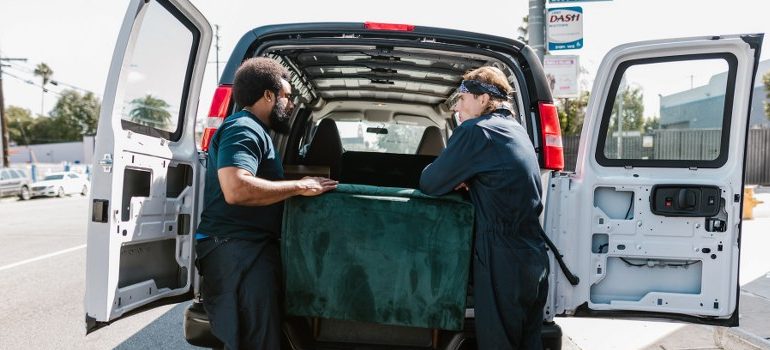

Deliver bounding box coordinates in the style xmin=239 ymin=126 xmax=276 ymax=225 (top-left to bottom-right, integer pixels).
xmin=722 ymin=327 xmax=770 ymax=350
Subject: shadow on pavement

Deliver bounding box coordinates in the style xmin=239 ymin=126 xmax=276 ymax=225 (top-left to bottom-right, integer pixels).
xmin=114 ymin=301 xmax=196 ymax=350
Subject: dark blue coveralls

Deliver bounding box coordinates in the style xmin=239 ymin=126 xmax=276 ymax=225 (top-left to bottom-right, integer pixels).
xmin=196 ymin=109 xmax=285 ymax=350
xmin=420 ymin=109 xmax=550 ymax=349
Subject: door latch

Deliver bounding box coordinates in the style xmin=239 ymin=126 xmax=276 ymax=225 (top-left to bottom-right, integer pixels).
xmin=99 ymin=153 xmax=113 ymax=173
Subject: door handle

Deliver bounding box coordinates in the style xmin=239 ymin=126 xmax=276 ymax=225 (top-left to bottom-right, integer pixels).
xmin=99 ymin=154 xmax=113 ymax=173
xmin=677 ymin=188 xmax=697 ymax=209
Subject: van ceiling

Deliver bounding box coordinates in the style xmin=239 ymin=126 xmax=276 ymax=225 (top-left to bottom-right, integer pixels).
xmin=268 ymin=45 xmax=505 ymax=107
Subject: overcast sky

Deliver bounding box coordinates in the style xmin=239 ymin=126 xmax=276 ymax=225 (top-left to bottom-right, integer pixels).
xmin=1 ymin=0 xmax=768 ymax=124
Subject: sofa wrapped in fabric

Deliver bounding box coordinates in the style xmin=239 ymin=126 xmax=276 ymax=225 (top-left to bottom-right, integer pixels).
xmin=282 ymin=184 xmax=474 ymax=331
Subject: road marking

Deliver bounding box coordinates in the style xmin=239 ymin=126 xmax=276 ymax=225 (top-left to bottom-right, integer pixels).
xmin=0 ymin=244 xmax=87 ymax=272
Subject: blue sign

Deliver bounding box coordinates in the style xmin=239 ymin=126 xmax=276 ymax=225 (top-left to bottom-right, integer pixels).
xmin=549 ymin=0 xmax=610 ymax=3
xmin=547 ymin=7 xmax=583 ymax=51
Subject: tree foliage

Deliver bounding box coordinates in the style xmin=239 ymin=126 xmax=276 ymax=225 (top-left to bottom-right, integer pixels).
xmin=764 ymin=71 xmax=770 ymax=121
xmin=4 ymin=89 xmax=102 ymax=144
xmin=517 ymin=15 xmax=529 ymax=44
xmin=5 ymin=106 xmax=34 ymax=145
xmin=33 ymin=62 xmax=53 ymax=87
xmin=34 ymin=62 xmax=54 ymax=114
xmin=49 ymin=90 xmax=101 ymax=136
xmin=607 ymin=86 xmax=645 ymax=132
xmin=557 ymin=91 xmax=590 ymax=136
xmin=129 ymin=94 xmax=172 ymax=130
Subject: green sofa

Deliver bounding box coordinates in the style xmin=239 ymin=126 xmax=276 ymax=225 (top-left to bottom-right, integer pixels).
xmin=282 ymin=184 xmax=474 ymax=331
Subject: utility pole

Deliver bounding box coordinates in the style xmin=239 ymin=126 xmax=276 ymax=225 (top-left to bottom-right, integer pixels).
xmin=0 ymin=56 xmax=29 ymax=167
xmin=529 ymin=0 xmax=546 ymax=62
xmin=214 ymin=24 xmax=221 ymax=84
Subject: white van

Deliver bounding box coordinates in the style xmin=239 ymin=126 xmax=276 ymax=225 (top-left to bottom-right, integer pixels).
xmin=83 ymin=0 xmax=763 ymax=349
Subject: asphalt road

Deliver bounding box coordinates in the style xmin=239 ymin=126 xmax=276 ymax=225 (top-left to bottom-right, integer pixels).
xmin=0 ymin=196 xmax=195 ymax=349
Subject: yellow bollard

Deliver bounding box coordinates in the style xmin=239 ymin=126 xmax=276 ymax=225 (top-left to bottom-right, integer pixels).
xmin=743 ymin=187 xmax=763 ymax=220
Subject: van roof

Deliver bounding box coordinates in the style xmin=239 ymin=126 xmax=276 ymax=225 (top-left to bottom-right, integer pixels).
xmin=219 ymin=22 xmax=552 ymax=106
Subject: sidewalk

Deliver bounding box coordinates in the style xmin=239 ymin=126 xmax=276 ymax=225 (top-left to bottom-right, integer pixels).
xmin=560 ymin=193 xmax=770 ymax=350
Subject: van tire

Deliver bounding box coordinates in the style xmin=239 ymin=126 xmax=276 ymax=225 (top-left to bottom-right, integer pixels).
xmin=19 ymin=186 xmax=30 ymax=201
xmin=81 ymin=185 xmax=89 ymax=196
xmin=57 ymin=187 xmax=65 ymax=197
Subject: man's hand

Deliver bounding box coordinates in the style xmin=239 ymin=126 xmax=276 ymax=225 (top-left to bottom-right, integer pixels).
xmin=218 ymin=167 xmax=337 ymax=206
xmin=297 ymin=177 xmax=338 ymax=196
xmin=454 ymin=182 xmax=469 ymax=191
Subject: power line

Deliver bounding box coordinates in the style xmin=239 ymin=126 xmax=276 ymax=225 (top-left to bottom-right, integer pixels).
xmin=2 ymin=70 xmax=64 ymax=98
xmin=5 ymin=61 xmax=100 ymax=97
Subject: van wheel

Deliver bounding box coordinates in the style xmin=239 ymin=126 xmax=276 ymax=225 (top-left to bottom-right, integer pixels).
xmin=57 ymin=187 xmax=65 ymax=197
xmin=81 ymin=185 xmax=89 ymax=196
xmin=19 ymin=186 xmax=30 ymax=201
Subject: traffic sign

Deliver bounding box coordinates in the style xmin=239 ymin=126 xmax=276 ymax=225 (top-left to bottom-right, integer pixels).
xmin=549 ymin=0 xmax=610 ymax=3
xmin=547 ymin=7 xmax=583 ymax=51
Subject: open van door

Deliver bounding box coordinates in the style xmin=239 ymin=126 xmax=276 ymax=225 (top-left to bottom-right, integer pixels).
xmin=84 ymin=0 xmax=211 ymax=332
xmin=545 ymin=34 xmax=762 ymax=325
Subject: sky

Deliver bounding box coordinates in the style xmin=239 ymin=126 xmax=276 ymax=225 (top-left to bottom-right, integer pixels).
xmin=0 ymin=0 xmax=769 ymax=127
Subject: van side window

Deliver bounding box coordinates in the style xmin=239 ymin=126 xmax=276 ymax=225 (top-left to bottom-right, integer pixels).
xmin=0 ymin=170 xmax=8 ymax=180
xmin=596 ymin=54 xmax=736 ymax=168
xmin=117 ymin=0 xmax=199 ymax=141
xmin=9 ymin=170 xmax=20 ymax=179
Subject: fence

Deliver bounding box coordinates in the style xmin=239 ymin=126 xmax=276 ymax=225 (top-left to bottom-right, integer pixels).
xmin=562 ymin=129 xmax=770 ymax=185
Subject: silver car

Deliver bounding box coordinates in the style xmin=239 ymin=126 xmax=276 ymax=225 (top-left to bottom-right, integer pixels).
xmin=0 ymin=168 xmax=32 ymax=200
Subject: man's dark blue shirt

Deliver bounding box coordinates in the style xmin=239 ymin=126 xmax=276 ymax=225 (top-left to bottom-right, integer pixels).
xmin=197 ymin=109 xmax=284 ymax=241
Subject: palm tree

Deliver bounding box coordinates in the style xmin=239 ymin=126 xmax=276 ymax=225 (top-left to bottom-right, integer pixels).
xmin=128 ymin=94 xmax=172 ymax=130
xmin=33 ymin=63 xmax=54 ymax=115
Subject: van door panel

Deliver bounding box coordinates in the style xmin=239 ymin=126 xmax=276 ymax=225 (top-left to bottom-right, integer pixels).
xmin=84 ymin=0 xmax=211 ymax=332
xmin=545 ymin=34 xmax=762 ymax=325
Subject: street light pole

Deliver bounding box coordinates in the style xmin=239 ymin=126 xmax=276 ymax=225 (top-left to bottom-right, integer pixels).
xmin=529 ymin=0 xmax=546 ymax=62
xmin=0 ymin=56 xmax=29 ymax=167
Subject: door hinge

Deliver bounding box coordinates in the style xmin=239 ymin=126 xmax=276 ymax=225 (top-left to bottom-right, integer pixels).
xmin=99 ymin=153 xmax=113 ymax=173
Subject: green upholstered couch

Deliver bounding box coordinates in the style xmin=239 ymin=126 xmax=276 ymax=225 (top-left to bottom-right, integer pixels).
xmin=282 ymin=184 xmax=474 ymax=331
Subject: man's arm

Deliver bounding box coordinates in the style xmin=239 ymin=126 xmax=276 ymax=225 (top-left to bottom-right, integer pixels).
xmin=420 ymin=125 xmax=486 ymax=196
xmin=218 ymin=166 xmax=337 ymax=206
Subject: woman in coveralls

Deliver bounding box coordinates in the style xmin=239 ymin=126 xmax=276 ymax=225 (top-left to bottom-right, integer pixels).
xmin=420 ymin=67 xmax=550 ymax=349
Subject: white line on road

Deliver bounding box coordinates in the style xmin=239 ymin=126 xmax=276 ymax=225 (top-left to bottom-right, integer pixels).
xmin=0 ymin=244 xmax=87 ymax=272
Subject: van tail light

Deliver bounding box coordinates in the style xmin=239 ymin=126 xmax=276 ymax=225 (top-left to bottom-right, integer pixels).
xmin=364 ymin=22 xmax=415 ymax=32
xmin=200 ymin=85 xmax=232 ymax=152
xmin=539 ymin=102 xmax=564 ymax=171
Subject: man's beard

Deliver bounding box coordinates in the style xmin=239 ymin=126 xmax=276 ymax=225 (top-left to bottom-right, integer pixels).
xmin=269 ymin=101 xmax=291 ymax=135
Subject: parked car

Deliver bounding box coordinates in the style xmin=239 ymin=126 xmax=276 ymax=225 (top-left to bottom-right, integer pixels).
xmin=84 ymin=0 xmax=763 ymax=349
xmin=30 ymin=171 xmax=89 ymax=198
xmin=0 ymin=167 xmax=32 ymax=200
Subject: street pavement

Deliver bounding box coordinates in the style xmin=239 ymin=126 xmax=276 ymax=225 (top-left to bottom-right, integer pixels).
xmin=0 ymin=193 xmax=768 ymax=349
xmin=0 ymin=195 xmax=195 ymax=349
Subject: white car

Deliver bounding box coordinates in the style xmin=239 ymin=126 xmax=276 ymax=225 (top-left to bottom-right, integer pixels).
xmin=30 ymin=171 xmax=89 ymax=198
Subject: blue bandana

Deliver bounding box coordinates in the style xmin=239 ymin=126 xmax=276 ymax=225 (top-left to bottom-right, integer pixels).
xmin=458 ymin=80 xmax=508 ymax=99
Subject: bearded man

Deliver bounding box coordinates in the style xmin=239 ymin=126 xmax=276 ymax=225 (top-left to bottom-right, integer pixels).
xmin=195 ymin=57 xmax=337 ymax=349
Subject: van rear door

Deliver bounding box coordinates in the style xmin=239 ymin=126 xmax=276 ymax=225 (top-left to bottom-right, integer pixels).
xmin=545 ymin=34 xmax=762 ymax=325
xmin=84 ymin=0 xmax=211 ymax=332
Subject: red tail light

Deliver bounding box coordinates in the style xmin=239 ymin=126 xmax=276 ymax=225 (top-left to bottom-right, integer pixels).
xmin=200 ymin=85 xmax=232 ymax=152
xmin=539 ymin=102 xmax=564 ymax=171
xmin=364 ymin=22 xmax=415 ymax=31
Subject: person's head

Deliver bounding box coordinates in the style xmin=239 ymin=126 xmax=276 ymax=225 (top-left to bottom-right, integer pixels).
xmin=233 ymin=57 xmax=294 ymax=134
xmin=452 ymin=66 xmax=513 ymax=123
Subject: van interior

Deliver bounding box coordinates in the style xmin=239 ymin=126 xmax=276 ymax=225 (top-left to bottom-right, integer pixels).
xmin=243 ymin=45 xmax=526 ymax=188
